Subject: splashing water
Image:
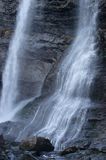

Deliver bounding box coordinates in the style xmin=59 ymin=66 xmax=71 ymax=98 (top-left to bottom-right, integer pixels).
xmin=0 ymin=0 xmax=33 ymax=122
xmin=18 ymin=0 xmax=99 ymax=150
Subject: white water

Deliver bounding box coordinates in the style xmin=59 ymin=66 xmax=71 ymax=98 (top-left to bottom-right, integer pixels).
xmin=0 ymin=0 xmax=33 ymax=122
xmin=18 ymin=0 xmax=99 ymax=150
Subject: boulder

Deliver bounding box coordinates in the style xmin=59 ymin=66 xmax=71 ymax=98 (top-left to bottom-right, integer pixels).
xmin=19 ymin=137 xmax=54 ymax=152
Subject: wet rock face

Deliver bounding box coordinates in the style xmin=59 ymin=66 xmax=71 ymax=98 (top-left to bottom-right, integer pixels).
xmin=0 ymin=121 xmax=24 ymax=140
xmin=0 ymin=1 xmax=106 ymax=159
xmin=0 ymin=1 xmax=105 ymax=100
xmin=93 ymin=0 xmax=106 ymax=102
xmin=89 ymin=0 xmax=106 ymax=103
xmin=0 ymin=0 xmax=18 ymax=91
xmin=0 ymin=0 xmax=77 ymax=99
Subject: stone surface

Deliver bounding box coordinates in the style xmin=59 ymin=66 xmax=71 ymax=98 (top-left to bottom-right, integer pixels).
xmin=0 ymin=0 xmax=106 ymax=160
xmin=0 ymin=134 xmax=5 ymax=147
xmin=20 ymin=136 xmax=54 ymax=152
xmin=0 ymin=0 xmax=77 ymax=100
xmin=60 ymin=146 xmax=78 ymax=156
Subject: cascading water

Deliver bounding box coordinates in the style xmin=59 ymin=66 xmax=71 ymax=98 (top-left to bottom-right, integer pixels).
xmin=18 ymin=0 xmax=99 ymax=150
xmin=0 ymin=0 xmax=33 ymax=122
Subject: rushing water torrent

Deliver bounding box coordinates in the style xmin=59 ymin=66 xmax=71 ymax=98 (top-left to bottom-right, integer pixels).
xmin=0 ymin=0 xmax=33 ymax=122
xmin=17 ymin=0 xmax=99 ymax=150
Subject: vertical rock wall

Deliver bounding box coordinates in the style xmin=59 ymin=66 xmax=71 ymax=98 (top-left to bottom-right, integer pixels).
xmin=0 ymin=2 xmax=105 ymax=159
xmin=0 ymin=0 xmax=77 ymax=99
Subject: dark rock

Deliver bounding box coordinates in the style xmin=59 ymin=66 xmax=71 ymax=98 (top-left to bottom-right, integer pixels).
xmin=60 ymin=146 xmax=78 ymax=156
xmin=0 ymin=134 xmax=5 ymax=147
xmin=19 ymin=137 xmax=54 ymax=152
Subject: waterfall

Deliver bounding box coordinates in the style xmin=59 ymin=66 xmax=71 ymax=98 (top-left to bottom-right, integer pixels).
xmin=0 ymin=0 xmax=33 ymax=122
xmin=18 ymin=0 xmax=99 ymax=150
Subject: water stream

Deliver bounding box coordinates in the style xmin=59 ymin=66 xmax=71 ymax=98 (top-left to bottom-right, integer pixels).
xmin=0 ymin=0 xmax=33 ymax=122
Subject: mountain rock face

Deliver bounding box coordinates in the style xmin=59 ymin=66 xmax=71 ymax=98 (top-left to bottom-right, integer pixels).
xmin=0 ymin=0 xmax=106 ymax=159
xmin=0 ymin=0 xmax=77 ymax=99
xmin=0 ymin=0 xmax=18 ymax=90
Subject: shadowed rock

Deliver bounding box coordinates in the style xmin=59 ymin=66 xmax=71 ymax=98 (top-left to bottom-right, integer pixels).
xmin=19 ymin=137 xmax=54 ymax=152
xmin=60 ymin=146 xmax=78 ymax=156
xmin=0 ymin=134 xmax=5 ymax=147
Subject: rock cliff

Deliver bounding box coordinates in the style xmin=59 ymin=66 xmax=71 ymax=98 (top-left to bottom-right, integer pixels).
xmin=0 ymin=0 xmax=77 ymax=99
xmin=0 ymin=0 xmax=106 ymax=159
